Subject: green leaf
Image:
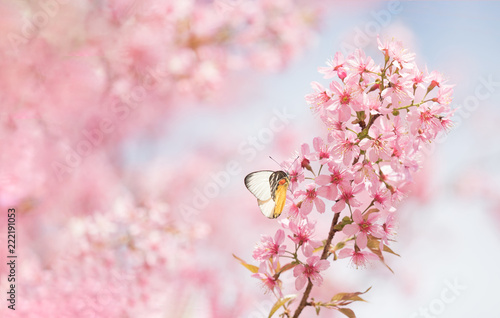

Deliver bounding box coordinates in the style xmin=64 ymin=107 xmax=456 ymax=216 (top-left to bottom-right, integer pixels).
xmin=332 ymin=241 xmax=345 ymax=252
xmin=268 ymin=295 xmax=296 ymax=318
xmin=232 ymin=254 xmax=259 ymax=273
xmin=315 ymin=306 xmax=321 ymax=315
xmin=337 ymin=307 xmax=356 ymax=318
xmin=334 ymin=216 xmax=353 ymax=231
xmin=313 ymin=245 xmax=324 ymax=253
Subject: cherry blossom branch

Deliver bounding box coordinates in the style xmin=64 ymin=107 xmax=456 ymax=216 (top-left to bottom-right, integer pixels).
xmin=238 ymin=36 xmax=454 ymax=318
xmin=292 ymin=211 xmax=341 ymax=318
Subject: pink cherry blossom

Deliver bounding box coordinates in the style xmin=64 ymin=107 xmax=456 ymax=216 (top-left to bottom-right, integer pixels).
xmin=245 ymin=36 xmax=454 ymax=318
xmin=253 ymin=229 xmax=287 ymax=262
xmin=338 ymin=247 xmax=379 ymax=269
xmin=359 ymin=125 xmax=396 ymax=162
xmin=318 ymin=51 xmax=346 ymax=80
xmin=342 ymin=209 xmax=384 ymax=249
xmin=298 ymin=184 xmax=326 ymax=214
xmin=298 ymin=143 xmax=313 ymax=172
xmin=293 ymin=256 xmax=330 ymax=290
xmin=287 ymin=159 xmax=305 ymax=191
xmin=381 ymin=73 xmax=415 ymax=104
xmin=330 ymin=131 xmax=361 ymax=166
xmin=370 ymin=184 xmax=392 ymax=211
xmin=306 ymin=81 xmax=333 ymax=116
xmin=377 ymin=36 xmax=416 ymax=70
xmin=332 ymin=183 xmax=364 ymax=213
xmin=252 ymin=262 xmax=283 ymax=298
xmin=285 ymin=217 xmax=322 ymax=257
xmin=433 ymin=85 xmax=454 ymax=105
xmin=352 ymin=160 xmax=379 ymax=185
xmin=346 ymin=49 xmax=380 ymax=82
xmin=311 ymin=137 xmax=332 ymax=164
xmin=316 ymin=162 xmax=352 ymax=188
xmin=286 ymin=198 xmax=301 ymax=219
xmin=329 ymin=80 xmax=359 ymax=121
xmin=380 ymin=213 xmax=397 ymax=246
xmin=407 ymin=103 xmax=448 ymax=140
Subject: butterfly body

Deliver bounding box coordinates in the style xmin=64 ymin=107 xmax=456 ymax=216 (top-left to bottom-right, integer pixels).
xmin=244 ymin=170 xmax=289 ymax=219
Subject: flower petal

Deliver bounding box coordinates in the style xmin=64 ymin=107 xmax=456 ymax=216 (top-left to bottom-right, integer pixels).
xmin=274 ymin=229 xmax=285 ymax=244
xmin=352 ymin=209 xmax=363 ymax=224
xmin=295 ymin=275 xmax=307 ymax=290
xmin=314 ymin=197 xmax=325 ymax=213
xmin=315 ymin=175 xmax=331 ymax=186
xmin=338 ymin=248 xmax=353 ymax=259
xmin=301 ymin=200 xmax=313 ymax=215
xmin=342 ymin=223 xmax=359 ymax=236
xmin=356 ymin=232 xmax=368 ymax=249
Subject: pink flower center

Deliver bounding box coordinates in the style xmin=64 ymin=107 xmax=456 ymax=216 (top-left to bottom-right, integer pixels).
xmin=340 ymin=190 xmax=353 ymax=203
xmin=373 ymin=193 xmax=385 ymax=204
xmin=301 ymin=158 xmax=310 ymax=168
xmin=316 ymin=91 xmax=330 ymax=105
xmin=270 ymin=243 xmax=280 ymax=255
xmin=306 ymin=188 xmax=317 ymax=200
xmin=339 ymin=91 xmax=351 ymax=105
xmin=342 ymin=140 xmax=354 ymax=152
xmin=352 ymin=251 xmax=367 ymax=267
xmin=373 ymin=137 xmax=384 ymax=150
xmin=264 ymin=276 xmax=277 ymax=290
xmin=319 ymin=150 xmax=329 ymax=160
xmin=420 ymin=110 xmax=433 ymax=123
xmin=295 ymin=227 xmax=311 ymax=245
xmin=330 ymin=171 xmax=342 ymax=184
xmin=303 ymin=265 xmax=316 ymax=277
xmin=359 ymin=221 xmax=371 ymax=233
xmin=413 ymin=74 xmax=423 ymax=84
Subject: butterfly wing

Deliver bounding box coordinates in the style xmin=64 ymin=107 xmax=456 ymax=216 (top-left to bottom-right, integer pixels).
xmin=244 ymin=171 xmax=275 ymax=218
xmin=272 ymin=182 xmax=288 ymax=218
xmin=244 ymin=171 xmax=273 ymax=200
xmin=256 ymin=197 xmax=277 ymax=219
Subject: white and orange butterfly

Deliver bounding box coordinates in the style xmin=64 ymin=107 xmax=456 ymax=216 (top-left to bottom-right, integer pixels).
xmin=244 ymin=170 xmax=290 ymax=219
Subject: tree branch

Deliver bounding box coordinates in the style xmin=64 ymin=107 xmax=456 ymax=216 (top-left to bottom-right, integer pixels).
xmin=292 ymin=212 xmax=341 ymax=318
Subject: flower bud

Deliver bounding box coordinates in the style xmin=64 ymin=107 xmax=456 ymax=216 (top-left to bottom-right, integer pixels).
xmin=337 ymin=68 xmax=347 ymax=81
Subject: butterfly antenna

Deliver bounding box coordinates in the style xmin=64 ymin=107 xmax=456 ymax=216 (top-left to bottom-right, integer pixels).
xmin=269 ymin=156 xmax=283 ymax=168
xmin=270 ymin=155 xmax=301 ymax=173
xmin=289 ymin=155 xmax=305 ymax=178
xmin=290 ymin=156 xmax=300 ymax=168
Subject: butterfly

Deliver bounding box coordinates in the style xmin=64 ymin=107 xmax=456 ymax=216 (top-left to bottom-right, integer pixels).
xmin=244 ymin=170 xmax=290 ymax=219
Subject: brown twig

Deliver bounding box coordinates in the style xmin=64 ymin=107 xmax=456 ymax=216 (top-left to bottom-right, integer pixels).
xmin=292 ymin=212 xmax=341 ymax=318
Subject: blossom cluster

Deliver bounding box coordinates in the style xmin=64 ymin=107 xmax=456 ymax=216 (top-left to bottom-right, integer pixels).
xmin=1 ymin=0 xmax=321 ymax=209
xmin=0 ymin=1 xmax=324 ymax=317
xmin=244 ymin=37 xmax=454 ymax=317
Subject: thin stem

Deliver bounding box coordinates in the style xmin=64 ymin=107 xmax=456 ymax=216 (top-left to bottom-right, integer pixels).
xmin=317 ymin=164 xmax=324 ymax=176
xmin=394 ymin=98 xmax=433 ymax=111
xmin=292 ymin=212 xmax=341 ymax=318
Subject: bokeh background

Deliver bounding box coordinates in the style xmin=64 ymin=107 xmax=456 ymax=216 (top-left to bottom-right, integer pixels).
xmin=1 ymin=1 xmax=500 ymax=317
